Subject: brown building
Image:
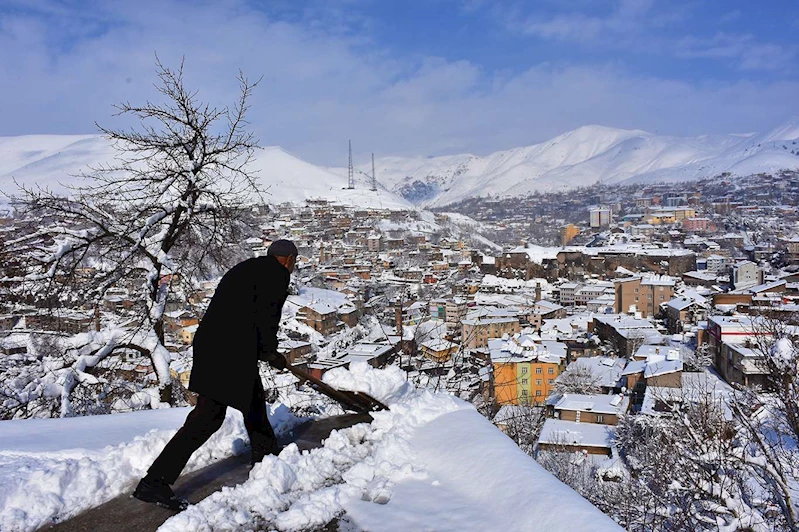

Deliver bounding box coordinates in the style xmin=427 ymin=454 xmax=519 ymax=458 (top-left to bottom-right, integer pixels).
xmin=614 ymin=275 xmax=675 ymax=317
xmin=461 ymin=316 xmax=521 ymax=349
xmin=278 ymin=340 xmax=313 ymax=364
xmin=547 ymin=393 xmax=629 ymax=425
xmin=337 ymin=306 xmax=360 ymax=327
xmin=297 ymin=302 xmax=340 ymax=335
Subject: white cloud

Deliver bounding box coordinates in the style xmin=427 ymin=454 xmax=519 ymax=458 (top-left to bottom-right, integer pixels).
xmin=1 ymin=0 xmax=798 ymax=166
xmin=675 ymin=33 xmax=795 ymax=71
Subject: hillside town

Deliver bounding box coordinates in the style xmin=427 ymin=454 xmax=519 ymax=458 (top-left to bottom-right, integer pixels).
xmin=3 ymin=167 xmax=799 ymax=528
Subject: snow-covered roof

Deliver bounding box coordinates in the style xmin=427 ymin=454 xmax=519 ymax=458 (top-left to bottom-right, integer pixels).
xmin=641 ymin=369 xmax=734 ymax=417
xmin=488 ymin=337 xmax=566 ymax=364
xmin=643 ymin=359 xmax=683 ymax=378
xmin=303 ymin=301 xmax=338 ymax=315
xmin=640 ymin=275 xmax=676 ymax=287
xmin=621 ymin=360 xmax=647 ymax=376
xmin=538 ymin=418 xmax=616 ymax=448
xmin=666 ymin=297 xmax=695 ymax=311
xmin=551 ymin=393 xmax=629 ymax=415
xmin=421 ymin=338 xmax=458 ymax=352
xmin=567 ymin=357 xmax=626 ymax=389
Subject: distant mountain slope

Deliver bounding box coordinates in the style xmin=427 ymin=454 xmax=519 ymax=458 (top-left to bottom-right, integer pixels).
xmin=366 ymin=120 xmax=799 ymax=207
xmin=0 ymin=135 xmax=413 ymax=210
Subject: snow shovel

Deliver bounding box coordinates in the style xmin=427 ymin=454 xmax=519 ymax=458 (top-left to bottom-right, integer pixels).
xmin=286 ymin=364 xmax=388 ymax=415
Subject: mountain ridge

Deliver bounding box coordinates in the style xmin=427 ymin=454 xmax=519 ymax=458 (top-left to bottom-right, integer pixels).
xmin=3 ymin=119 xmax=799 ymax=211
xmin=0 ymin=135 xmax=413 ymax=211
xmin=364 ymin=120 xmax=799 ymax=206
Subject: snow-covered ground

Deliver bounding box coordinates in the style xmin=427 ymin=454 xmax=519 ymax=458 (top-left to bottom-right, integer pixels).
xmin=0 ymin=364 xmax=621 ymax=532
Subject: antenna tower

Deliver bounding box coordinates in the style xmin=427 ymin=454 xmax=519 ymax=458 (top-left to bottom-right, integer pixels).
xmin=371 ymin=153 xmax=377 ymax=191
xmin=347 ymin=140 xmax=355 ymax=189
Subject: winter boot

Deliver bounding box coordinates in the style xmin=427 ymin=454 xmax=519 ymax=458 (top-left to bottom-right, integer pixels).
xmin=132 ymin=476 xmax=189 ymax=511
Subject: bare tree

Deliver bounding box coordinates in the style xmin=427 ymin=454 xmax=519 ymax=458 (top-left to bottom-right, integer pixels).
xmin=5 ymin=58 xmax=263 ymax=415
xmin=615 ymin=380 xmax=774 ymax=531
xmin=552 ymin=365 xmax=603 ymax=395
xmin=729 ymin=315 xmax=799 ymax=530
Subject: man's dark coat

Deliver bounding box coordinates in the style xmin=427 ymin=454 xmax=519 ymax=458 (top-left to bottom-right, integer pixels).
xmin=189 ymin=255 xmax=289 ymax=412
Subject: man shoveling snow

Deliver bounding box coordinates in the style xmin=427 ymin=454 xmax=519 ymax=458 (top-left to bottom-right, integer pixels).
xmin=133 ymin=239 xmax=298 ymax=511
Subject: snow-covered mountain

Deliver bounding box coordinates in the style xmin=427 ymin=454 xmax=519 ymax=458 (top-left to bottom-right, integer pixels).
xmin=367 ymin=120 xmax=799 ymax=207
xmin=5 ymin=119 xmax=799 ymax=211
xmin=0 ymin=135 xmax=413 ymax=211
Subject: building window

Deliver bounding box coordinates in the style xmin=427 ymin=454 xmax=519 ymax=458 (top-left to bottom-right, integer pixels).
xmin=548 ymin=379 xmax=554 ymax=385
xmin=536 ymin=390 xmax=542 ymax=396
xmin=521 ymin=389 xmax=528 ymax=396
xmin=521 ymin=367 xmax=528 ymax=374
xmin=536 ymin=367 xmax=542 ymax=374
xmin=596 ymin=415 xmax=605 ymax=423
xmin=536 ymin=379 xmax=542 ymax=385
xmin=521 ymin=378 xmax=528 ymax=385
xmin=547 ymin=367 xmax=554 ymax=374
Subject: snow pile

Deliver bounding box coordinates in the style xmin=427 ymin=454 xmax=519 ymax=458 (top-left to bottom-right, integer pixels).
xmin=0 ymin=408 xmax=252 ymax=532
xmin=323 ymin=362 xmax=413 ymax=406
xmin=1 ymin=364 xmax=621 ymax=532
xmin=161 ymin=363 xmax=621 ymax=531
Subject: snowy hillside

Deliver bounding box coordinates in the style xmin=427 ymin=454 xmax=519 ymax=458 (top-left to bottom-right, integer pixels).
xmin=366 ymin=120 xmax=799 ymax=207
xmin=0 ymin=136 xmax=413 ymax=211
xmin=0 ymin=365 xmax=621 ymax=532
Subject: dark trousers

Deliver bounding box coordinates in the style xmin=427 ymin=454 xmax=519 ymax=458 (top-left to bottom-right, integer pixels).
xmin=146 ymin=380 xmax=277 ymax=485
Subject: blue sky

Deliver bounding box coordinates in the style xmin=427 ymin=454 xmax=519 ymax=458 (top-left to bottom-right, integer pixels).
xmin=2 ymin=0 xmax=799 ymax=164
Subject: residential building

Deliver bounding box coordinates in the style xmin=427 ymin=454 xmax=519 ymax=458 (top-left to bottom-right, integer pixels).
xmin=547 ymin=393 xmax=629 ymax=425
xmin=613 ymin=275 xmax=675 ymax=317
xmin=489 ymin=336 xmax=566 ymax=405
xmin=461 ymin=314 xmax=520 ymax=349
xmin=445 ymin=298 xmax=468 ymax=332
xmin=592 ymin=315 xmax=663 ymax=357
xmin=298 ymin=302 xmax=340 ymax=335
xmin=420 ymin=339 xmax=459 ymax=362
xmin=536 ymin=419 xmax=615 ymax=456
xmin=559 ymin=283 xmax=582 ymax=306
xmin=732 ymin=261 xmax=761 ymax=290
xmin=179 ymin=324 xmax=199 ymax=345
xmin=560 ymin=224 xmax=580 ymax=245
xmin=590 ymin=208 xmax=612 ymax=228
xmin=706 ymin=316 xmax=771 ymax=387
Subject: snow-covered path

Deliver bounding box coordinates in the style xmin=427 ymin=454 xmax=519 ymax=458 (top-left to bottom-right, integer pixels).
xmin=0 ymin=364 xmax=621 ymax=532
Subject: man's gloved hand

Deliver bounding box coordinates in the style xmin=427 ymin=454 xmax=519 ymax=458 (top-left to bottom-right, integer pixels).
xmin=267 ymin=354 xmax=288 ymax=371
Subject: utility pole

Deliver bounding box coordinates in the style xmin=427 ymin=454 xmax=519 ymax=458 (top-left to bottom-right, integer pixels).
xmin=371 ymin=153 xmax=377 ymax=192
xmin=347 ymin=140 xmax=355 ymax=189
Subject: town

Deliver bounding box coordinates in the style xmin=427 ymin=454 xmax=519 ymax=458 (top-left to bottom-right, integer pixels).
xmin=2 ymin=167 xmax=799 ymax=527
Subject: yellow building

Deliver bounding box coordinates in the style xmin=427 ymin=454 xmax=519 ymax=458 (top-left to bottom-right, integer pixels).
xmin=420 ymin=339 xmax=459 ymax=362
xmin=489 ymin=336 xmax=566 ymax=405
xmin=560 ymin=224 xmax=580 ymax=245
xmin=179 ymin=324 xmax=199 ymax=345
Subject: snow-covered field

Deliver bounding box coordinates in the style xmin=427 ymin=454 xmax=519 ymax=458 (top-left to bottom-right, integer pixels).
xmin=0 ymin=364 xmax=620 ymax=532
